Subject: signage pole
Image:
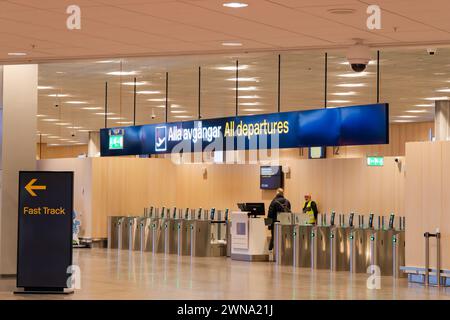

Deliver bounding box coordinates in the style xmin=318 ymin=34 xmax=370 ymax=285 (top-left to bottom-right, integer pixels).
xmin=165 ymin=72 xmax=169 ymax=123
xmin=235 ymin=60 xmax=239 ymax=117
xmin=377 ymin=50 xmax=380 ymax=103
xmin=133 ymin=77 xmax=137 ymax=126
xmin=324 ymin=52 xmax=328 ymax=109
xmin=104 ymin=81 xmax=108 ymax=128
xmin=278 ymin=54 xmax=281 ymax=113
xmin=198 ymin=66 xmax=201 ymax=120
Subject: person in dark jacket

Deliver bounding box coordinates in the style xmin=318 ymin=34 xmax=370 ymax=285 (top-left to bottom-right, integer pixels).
xmin=268 ymin=188 xmax=291 ymax=251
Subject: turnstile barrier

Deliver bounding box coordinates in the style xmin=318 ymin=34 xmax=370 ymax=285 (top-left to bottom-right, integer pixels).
xmin=107 ymin=216 xmax=125 ymax=249
xmin=274 ymin=223 xmax=295 ymax=265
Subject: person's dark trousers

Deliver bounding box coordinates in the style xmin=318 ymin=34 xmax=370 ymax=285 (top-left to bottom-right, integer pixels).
xmin=269 ymin=224 xmax=275 ymax=251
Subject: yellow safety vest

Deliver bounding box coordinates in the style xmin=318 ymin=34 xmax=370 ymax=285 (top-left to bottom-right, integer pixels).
xmin=304 ymin=201 xmax=316 ymax=224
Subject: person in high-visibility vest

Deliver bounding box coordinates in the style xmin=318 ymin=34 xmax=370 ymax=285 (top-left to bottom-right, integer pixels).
xmin=302 ymin=194 xmax=318 ymax=225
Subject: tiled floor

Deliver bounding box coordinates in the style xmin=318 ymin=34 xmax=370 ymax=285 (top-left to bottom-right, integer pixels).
xmin=0 ymin=248 xmax=449 ymax=300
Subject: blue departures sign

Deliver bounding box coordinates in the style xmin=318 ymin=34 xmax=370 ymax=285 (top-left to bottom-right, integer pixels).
xmin=100 ymin=103 xmax=389 ymax=157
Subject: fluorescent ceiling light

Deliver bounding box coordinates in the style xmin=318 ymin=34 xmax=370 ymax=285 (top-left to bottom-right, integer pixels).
xmin=78 ymin=129 xmax=91 ymax=132
xmin=122 ymin=81 xmax=148 ymax=86
xmin=173 ymin=115 xmax=193 ymax=119
xmin=147 ymin=98 xmax=166 ymax=102
xmin=222 ymin=42 xmax=243 ymax=47
xmin=328 ymin=100 xmax=351 ymax=103
xmin=415 ymin=104 xmax=434 ymax=107
xmin=239 ymin=95 xmax=260 ymax=99
xmin=436 ymin=88 xmax=450 ymax=93
xmin=331 ymin=92 xmax=357 ymax=96
xmin=393 ymin=120 xmax=413 ymax=123
xmin=48 ymin=136 xmax=60 ymax=139
xmin=82 ymin=107 xmax=103 ymax=110
xmin=55 ymin=123 xmax=71 ymax=126
xmin=38 ymin=86 xmax=54 ymax=90
xmin=41 ymin=119 xmax=59 ymax=122
xmin=338 ymin=72 xmax=371 ymax=78
xmin=171 ymin=110 xmax=188 ymax=114
xmin=108 ymin=117 xmax=124 ymax=120
xmin=406 ymin=110 xmax=428 ymax=113
xmin=336 ymin=83 xmax=366 ymax=88
xmin=116 ymin=121 xmax=134 ymax=125
xmin=397 ymin=115 xmax=419 ymax=118
xmin=8 ymin=52 xmax=27 ymax=56
xmin=424 ymin=97 xmax=449 ymax=101
xmin=107 ymin=71 xmax=137 ymax=76
xmin=65 ymin=101 xmax=88 ymax=104
xmin=227 ymin=77 xmax=258 ymax=82
xmin=137 ymin=90 xmax=161 ymax=94
xmin=240 ymin=102 xmax=261 ymax=106
xmin=223 ymin=2 xmax=248 ymax=8
xmin=47 ymin=144 xmax=61 ymax=146
xmin=242 ymin=108 xmax=264 ymax=112
xmin=48 ymin=94 xmax=69 ymax=97
xmin=67 ymin=126 xmax=83 ymax=129
xmin=171 ymin=104 xmax=182 ymax=108
xmin=233 ymin=86 xmax=258 ymax=91
xmin=36 ymin=114 xmax=46 ymax=117
xmin=96 ymin=60 xmax=119 ymax=64
xmin=216 ymin=65 xmax=249 ymax=71
xmin=95 ymin=112 xmax=115 ymax=116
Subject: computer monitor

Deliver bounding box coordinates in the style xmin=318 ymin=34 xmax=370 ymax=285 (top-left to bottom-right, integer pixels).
xmin=244 ymin=203 xmax=266 ymax=217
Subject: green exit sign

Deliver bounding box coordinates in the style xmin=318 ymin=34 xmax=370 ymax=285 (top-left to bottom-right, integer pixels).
xmin=367 ymin=156 xmax=384 ymax=167
xmin=109 ymin=135 xmax=124 ymax=150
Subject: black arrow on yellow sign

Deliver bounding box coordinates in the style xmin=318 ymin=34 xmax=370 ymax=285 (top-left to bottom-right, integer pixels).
xmin=25 ymin=179 xmax=47 ymax=197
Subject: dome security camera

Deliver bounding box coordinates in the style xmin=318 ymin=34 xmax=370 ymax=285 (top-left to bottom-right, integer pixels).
xmin=427 ymin=48 xmax=437 ymax=56
xmin=346 ymin=43 xmax=371 ymax=72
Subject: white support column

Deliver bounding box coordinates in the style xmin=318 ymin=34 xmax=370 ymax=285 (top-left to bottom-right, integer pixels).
xmin=435 ymin=100 xmax=450 ymax=141
xmin=0 ymin=65 xmax=38 ymax=275
xmin=88 ymin=131 xmax=100 ymax=157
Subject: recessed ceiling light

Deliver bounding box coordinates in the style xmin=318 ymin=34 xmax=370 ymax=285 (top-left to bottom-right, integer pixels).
xmin=338 ymin=72 xmax=371 ymax=78
xmin=222 ymin=42 xmax=243 ymax=47
xmin=328 ymin=100 xmax=351 ymax=103
xmin=436 ymin=88 xmax=450 ymax=93
xmin=122 ymin=81 xmax=148 ymax=86
xmin=65 ymin=101 xmax=88 ymax=104
xmin=216 ymin=65 xmax=249 ymax=71
xmin=78 ymin=129 xmax=91 ymax=132
xmin=171 ymin=110 xmax=188 ymax=114
xmin=36 ymin=114 xmax=46 ymax=117
xmin=107 ymin=71 xmax=137 ymax=76
xmin=55 ymin=123 xmax=71 ymax=126
xmin=227 ymin=77 xmax=258 ymax=82
xmin=8 ymin=52 xmax=27 ymax=56
xmin=38 ymin=86 xmax=54 ymax=90
xmin=137 ymin=90 xmax=161 ymax=94
xmin=392 ymin=120 xmax=414 ymax=123
xmin=95 ymin=112 xmax=115 ymax=116
xmin=331 ymin=92 xmax=357 ymax=96
xmin=48 ymin=136 xmax=60 ymax=139
xmin=108 ymin=117 xmax=124 ymax=120
xmin=397 ymin=115 xmax=419 ymax=118
xmin=47 ymin=144 xmax=61 ymax=146
xmin=96 ymin=60 xmax=118 ymax=64
xmin=415 ymin=104 xmax=434 ymax=107
xmin=41 ymin=119 xmax=59 ymax=122
xmin=336 ymin=83 xmax=366 ymax=88
xmin=328 ymin=8 xmax=356 ymax=15
xmin=223 ymin=2 xmax=248 ymax=8
xmin=48 ymin=94 xmax=70 ymax=97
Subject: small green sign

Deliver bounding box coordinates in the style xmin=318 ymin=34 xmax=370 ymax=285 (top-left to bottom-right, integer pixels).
xmin=367 ymin=156 xmax=384 ymax=167
xmin=109 ymin=135 xmax=123 ymax=150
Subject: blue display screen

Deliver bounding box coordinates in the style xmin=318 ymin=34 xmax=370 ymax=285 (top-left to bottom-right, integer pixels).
xmin=260 ymin=166 xmax=283 ymax=190
xmin=100 ymin=103 xmax=389 ymax=157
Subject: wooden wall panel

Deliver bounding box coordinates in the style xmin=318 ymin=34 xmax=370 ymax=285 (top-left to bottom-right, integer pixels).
xmin=37 ymin=143 xmax=88 ymax=159
xmin=405 ymin=141 xmax=450 ymax=270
